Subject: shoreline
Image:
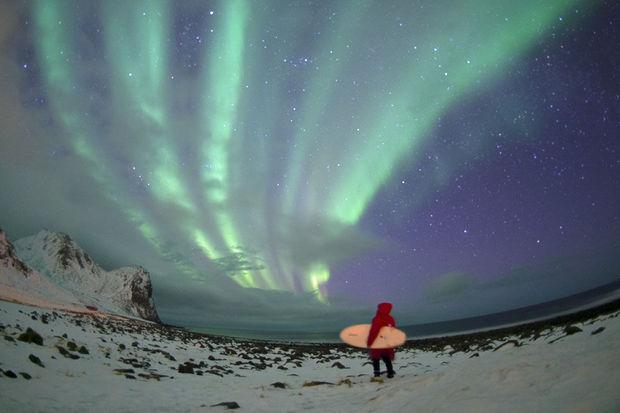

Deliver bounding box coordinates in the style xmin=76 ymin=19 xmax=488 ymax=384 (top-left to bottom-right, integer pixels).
xmin=2 ymin=293 xmax=619 ymax=352
xmin=194 ymin=295 xmax=620 ymax=350
xmin=405 ymin=295 xmax=620 ymax=352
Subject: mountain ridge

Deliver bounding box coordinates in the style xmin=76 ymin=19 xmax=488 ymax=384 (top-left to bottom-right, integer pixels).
xmin=0 ymin=228 xmax=160 ymax=323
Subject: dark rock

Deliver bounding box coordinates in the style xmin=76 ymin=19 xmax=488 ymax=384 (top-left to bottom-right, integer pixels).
xmin=57 ymin=346 xmax=80 ymax=359
xmin=114 ymin=368 xmax=136 ymax=374
xmin=119 ymin=357 xmax=148 ymax=368
xmin=178 ymin=364 xmax=194 ymax=374
xmin=125 ymin=374 xmax=136 ymax=379
xmin=17 ymin=328 xmax=43 ymax=346
xmin=591 ymin=327 xmax=605 ymax=335
xmin=19 ymin=372 xmax=32 ymax=380
xmin=67 ymin=341 xmax=77 ymax=351
xmin=4 ymin=370 xmax=17 ymax=378
xmin=132 ymin=341 xmax=140 ymax=347
xmin=4 ymin=335 xmax=15 ymax=342
xmin=29 ymin=354 xmax=45 ymax=367
xmin=493 ymin=340 xmax=522 ymax=351
xmin=271 ymin=382 xmax=287 ymax=389
xmin=118 ymin=343 xmax=126 ymax=350
xmin=331 ymin=361 xmax=347 ymax=369
xmin=249 ymin=361 xmax=267 ymax=370
xmin=211 ymin=401 xmax=240 ymax=409
xmin=163 ymin=352 xmax=175 ymax=361
xmin=303 ymin=380 xmax=334 ymax=387
xmin=286 ymin=360 xmax=303 ymax=368
xmin=138 ymin=372 xmax=169 ymax=381
xmin=78 ymin=345 xmax=89 ymax=354
xmin=469 ymin=353 xmax=479 ymax=358
xmin=564 ymin=326 xmax=582 ymax=335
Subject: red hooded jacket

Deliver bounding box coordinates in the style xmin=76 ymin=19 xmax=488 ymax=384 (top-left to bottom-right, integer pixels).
xmin=367 ymin=302 xmax=396 ymax=360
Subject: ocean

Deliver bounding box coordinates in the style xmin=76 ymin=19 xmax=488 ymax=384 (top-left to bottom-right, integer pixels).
xmin=191 ymin=279 xmax=620 ymax=343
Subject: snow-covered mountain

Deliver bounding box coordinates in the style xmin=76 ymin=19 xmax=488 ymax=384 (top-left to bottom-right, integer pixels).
xmin=0 ymin=229 xmax=81 ymax=308
xmin=1 ymin=229 xmax=160 ymax=323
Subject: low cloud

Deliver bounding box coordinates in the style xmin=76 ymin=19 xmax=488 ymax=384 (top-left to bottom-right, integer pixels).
xmin=153 ymin=276 xmax=369 ymax=331
xmin=423 ymin=271 xmax=477 ymax=302
xmin=273 ymin=214 xmax=385 ymax=271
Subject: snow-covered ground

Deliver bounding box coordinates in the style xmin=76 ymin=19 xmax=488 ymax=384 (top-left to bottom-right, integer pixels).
xmin=1 ymin=299 xmax=619 ymax=413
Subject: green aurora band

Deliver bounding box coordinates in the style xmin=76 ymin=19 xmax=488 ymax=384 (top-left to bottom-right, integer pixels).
xmin=32 ymin=0 xmax=588 ymax=302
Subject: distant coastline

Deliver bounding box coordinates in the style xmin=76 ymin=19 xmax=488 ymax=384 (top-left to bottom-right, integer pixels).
xmin=401 ymin=277 xmax=620 ymax=339
xmin=191 ymin=278 xmax=620 ymax=344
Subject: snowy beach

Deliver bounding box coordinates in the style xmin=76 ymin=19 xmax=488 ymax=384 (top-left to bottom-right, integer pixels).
xmin=1 ymin=298 xmax=619 ymax=412
xmin=2 ymin=1 xmax=620 ymax=411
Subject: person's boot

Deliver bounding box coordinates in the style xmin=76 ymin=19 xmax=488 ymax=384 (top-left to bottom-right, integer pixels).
xmin=383 ymin=356 xmax=395 ymax=378
xmin=372 ymin=359 xmax=381 ymax=377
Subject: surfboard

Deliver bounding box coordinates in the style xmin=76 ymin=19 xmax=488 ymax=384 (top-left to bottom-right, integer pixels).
xmin=339 ymin=324 xmax=406 ymax=349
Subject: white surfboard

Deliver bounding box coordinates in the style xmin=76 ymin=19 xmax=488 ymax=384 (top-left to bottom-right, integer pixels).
xmin=339 ymin=324 xmax=406 ymax=349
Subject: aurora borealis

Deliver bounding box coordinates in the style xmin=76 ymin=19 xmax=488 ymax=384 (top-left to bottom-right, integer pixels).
xmin=1 ymin=0 xmax=619 ymax=331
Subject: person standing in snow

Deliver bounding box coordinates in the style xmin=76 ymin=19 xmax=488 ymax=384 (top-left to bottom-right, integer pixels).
xmin=367 ymin=302 xmax=397 ymax=378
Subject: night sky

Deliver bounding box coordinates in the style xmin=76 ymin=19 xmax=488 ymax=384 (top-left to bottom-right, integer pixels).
xmin=1 ymin=0 xmax=619 ymax=332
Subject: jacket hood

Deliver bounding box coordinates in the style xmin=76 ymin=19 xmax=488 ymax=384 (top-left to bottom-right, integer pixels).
xmin=376 ymin=302 xmax=393 ymax=316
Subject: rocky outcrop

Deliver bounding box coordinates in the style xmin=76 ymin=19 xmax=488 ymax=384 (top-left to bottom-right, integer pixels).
xmin=0 ymin=229 xmax=31 ymax=276
xmin=108 ymin=266 xmax=161 ymax=323
xmin=55 ymin=233 xmax=96 ymax=271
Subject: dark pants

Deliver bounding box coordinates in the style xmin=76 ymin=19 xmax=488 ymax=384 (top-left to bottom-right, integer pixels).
xmin=372 ymin=355 xmax=394 ymax=376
